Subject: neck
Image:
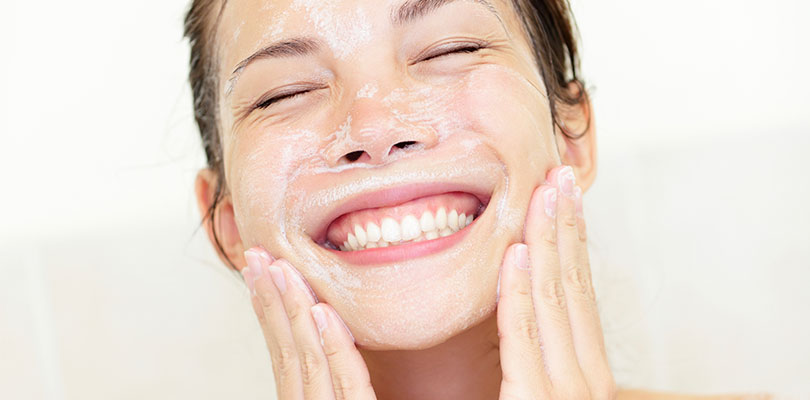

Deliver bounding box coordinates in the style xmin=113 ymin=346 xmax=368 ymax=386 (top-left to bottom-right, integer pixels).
xmin=359 ymin=314 xmax=501 ymax=400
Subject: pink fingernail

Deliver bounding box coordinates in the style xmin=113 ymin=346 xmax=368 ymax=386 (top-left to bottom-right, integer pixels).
xmin=245 ymin=250 xmax=263 ymax=278
xmin=279 ymin=260 xmax=318 ymax=303
xmin=514 ymin=243 xmax=529 ymax=270
xmin=268 ymin=264 xmax=287 ymax=294
xmin=244 ymin=250 xmax=263 ymax=295
xmin=574 ymin=185 xmax=583 ymax=217
xmin=311 ymin=305 xmax=327 ymax=334
xmin=258 ymin=248 xmax=275 ymax=264
xmin=543 ymin=187 xmax=557 ymax=218
xmin=558 ymin=166 xmax=576 ymax=197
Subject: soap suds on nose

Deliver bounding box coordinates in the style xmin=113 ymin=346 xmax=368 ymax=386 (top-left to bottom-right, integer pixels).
xmin=356 ymin=82 xmax=378 ymax=99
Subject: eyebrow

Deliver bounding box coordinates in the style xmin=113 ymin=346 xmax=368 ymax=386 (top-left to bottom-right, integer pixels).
xmin=226 ymin=0 xmax=503 ymax=96
xmin=225 ymin=37 xmax=322 ymax=97
xmin=392 ymin=0 xmax=501 ymax=26
xmin=230 ymin=37 xmax=321 ymax=76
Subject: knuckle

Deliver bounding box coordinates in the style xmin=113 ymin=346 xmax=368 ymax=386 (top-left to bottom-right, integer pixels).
xmin=276 ymin=344 xmax=298 ymax=366
xmin=541 ymin=279 xmax=567 ymax=311
xmin=284 ymin=301 xmax=305 ymax=322
xmin=564 ymin=266 xmax=595 ymax=301
xmin=272 ymin=345 xmax=299 ymax=380
xmin=561 ymin=212 xmax=579 ymax=229
xmin=299 ymin=349 xmax=324 ymax=387
xmin=322 ymin=343 xmax=341 ymax=359
xmin=541 ymin=228 xmax=558 ymax=249
xmin=333 ymin=373 xmax=372 ymax=400
xmin=332 ymin=373 xmax=355 ymax=398
xmin=257 ymin=286 xmax=275 ymax=305
xmin=513 ymin=280 xmax=532 ymax=298
xmin=513 ymin=312 xmax=540 ymax=343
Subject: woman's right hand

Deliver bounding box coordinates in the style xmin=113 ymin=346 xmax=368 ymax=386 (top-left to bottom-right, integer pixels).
xmin=241 ymin=248 xmax=377 ymax=400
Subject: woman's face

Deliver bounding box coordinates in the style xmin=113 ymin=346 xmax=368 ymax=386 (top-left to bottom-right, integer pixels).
xmin=215 ymin=0 xmax=564 ymax=350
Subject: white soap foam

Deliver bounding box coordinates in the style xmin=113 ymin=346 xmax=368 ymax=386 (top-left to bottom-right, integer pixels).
xmin=292 ymin=0 xmax=372 ymax=60
xmin=356 ymin=82 xmax=378 ymax=99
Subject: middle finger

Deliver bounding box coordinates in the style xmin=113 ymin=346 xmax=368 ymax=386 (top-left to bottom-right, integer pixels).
xmin=272 ymin=259 xmax=336 ymax=400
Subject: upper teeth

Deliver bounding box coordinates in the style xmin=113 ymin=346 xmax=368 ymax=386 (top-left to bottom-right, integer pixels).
xmin=338 ymin=207 xmax=475 ymax=252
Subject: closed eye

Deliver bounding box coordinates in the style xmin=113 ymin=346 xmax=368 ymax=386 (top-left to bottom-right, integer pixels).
xmin=418 ymin=43 xmax=486 ymax=63
xmin=254 ymin=89 xmax=313 ymax=110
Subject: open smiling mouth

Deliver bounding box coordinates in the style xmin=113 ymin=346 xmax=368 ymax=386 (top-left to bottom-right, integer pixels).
xmin=307 ymin=183 xmax=493 ymax=265
xmin=324 ymin=191 xmax=487 ymax=252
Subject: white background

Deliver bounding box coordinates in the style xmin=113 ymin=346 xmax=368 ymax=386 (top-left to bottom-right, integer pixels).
xmin=2 ymin=0 xmax=809 ymax=398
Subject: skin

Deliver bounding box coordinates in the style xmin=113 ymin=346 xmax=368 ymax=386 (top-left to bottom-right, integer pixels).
xmin=193 ymin=0 xmax=771 ymax=398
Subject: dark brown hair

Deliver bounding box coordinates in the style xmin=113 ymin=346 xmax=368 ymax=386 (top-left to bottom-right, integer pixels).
xmin=184 ymin=0 xmax=587 ymax=269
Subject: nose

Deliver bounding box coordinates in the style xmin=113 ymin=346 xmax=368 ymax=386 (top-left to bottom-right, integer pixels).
xmin=324 ymin=99 xmax=439 ymax=167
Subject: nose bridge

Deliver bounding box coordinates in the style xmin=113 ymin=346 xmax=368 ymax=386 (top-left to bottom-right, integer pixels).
xmin=323 ymin=92 xmax=439 ymax=166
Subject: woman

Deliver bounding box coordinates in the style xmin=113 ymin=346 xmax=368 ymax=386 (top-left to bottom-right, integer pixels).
xmin=186 ymin=0 xmax=764 ymax=398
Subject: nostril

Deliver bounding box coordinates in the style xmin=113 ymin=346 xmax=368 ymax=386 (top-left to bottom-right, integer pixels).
xmin=344 ymin=150 xmax=366 ymax=162
xmin=394 ymin=141 xmax=417 ymax=149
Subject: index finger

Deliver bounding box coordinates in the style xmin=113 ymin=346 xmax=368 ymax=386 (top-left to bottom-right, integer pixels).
xmin=546 ymin=166 xmax=614 ymax=397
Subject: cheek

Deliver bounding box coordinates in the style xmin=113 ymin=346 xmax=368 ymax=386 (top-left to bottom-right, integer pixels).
xmin=227 ymin=129 xmax=323 ymax=245
xmin=451 ymin=65 xmax=557 ymax=169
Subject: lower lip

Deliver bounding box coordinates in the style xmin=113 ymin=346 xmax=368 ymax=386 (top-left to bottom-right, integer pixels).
xmin=325 ymin=221 xmax=475 ymax=265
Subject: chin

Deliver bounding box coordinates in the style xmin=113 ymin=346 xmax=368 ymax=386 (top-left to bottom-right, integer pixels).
xmin=346 ymin=280 xmax=499 ymax=350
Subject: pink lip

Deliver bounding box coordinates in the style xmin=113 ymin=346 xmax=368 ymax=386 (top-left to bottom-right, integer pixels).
xmin=325 ymin=220 xmax=475 ymax=265
xmin=308 ymin=182 xmax=492 ymax=245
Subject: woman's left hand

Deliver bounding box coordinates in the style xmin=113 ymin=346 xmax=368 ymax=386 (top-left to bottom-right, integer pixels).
xmin=496 ymin=165 xmax=616 ymax=400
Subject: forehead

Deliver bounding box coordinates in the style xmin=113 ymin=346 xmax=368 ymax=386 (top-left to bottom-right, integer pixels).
xmin=216 ymin=0 xmax=516 ymax=70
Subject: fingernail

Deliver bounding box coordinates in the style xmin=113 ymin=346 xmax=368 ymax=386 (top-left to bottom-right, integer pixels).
xmin=280 ymin=260 xmax=317 ymax=303
xmin=268 ymin=264 xmax=287 ymax=294
xmin=245 ymin=250 xmax=263 ymax=278
xmin=311 ymin=305 xmax=327 ymax=335
xmin=543 ymin=187 xmax=557 ymax=218
xmin=574 ymin=185 xmax=583 ymax=217
xmin=514 ymin=243 xmax=529 ymax=270
xmin=244 ymin=250 xmax=263 ymax=295
xmin=558 ymin=166 xmax=576 ymax=197
xmin=258 ymin=248 xmax=275 ymax=264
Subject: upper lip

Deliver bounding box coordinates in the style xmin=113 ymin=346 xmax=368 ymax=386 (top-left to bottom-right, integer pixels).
xmin=299 ymin=166 xmax=498 ymax=246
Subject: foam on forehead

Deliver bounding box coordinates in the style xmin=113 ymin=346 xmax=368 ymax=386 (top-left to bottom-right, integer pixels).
xmin=291 ymin=0 xmax=372 ymax=60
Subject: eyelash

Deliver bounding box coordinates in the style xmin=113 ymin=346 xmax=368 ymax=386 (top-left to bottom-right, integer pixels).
xmin=253 ymin=44 xmax=486 ymax=110
xmin=419 ymin=43 xmax=486 ymax=62
xmin=255 ymin=89 xmax=312 ymax=110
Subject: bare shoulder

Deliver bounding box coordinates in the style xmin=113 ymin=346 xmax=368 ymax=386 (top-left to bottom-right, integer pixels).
xmin=618 ymin=389 xmax=773 ymax=400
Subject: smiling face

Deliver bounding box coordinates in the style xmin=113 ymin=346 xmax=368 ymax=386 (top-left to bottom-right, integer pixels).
xmin=195 ymin=0 xmax=595 ymax=350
